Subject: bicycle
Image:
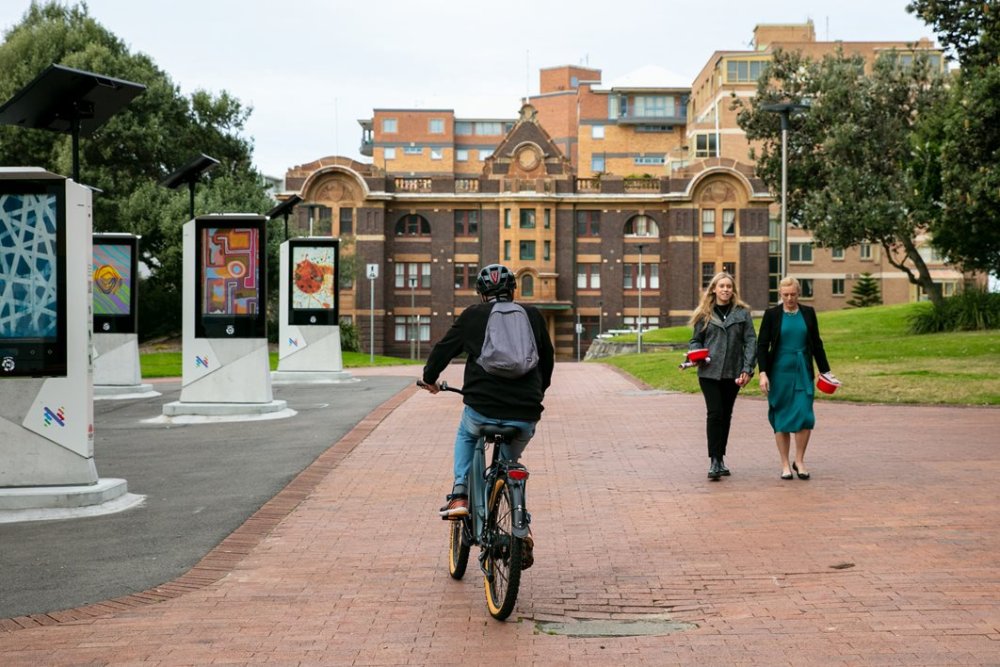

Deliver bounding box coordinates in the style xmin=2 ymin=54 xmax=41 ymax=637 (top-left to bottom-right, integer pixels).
xmin=417 ymin=379 xmax=531 ymax=620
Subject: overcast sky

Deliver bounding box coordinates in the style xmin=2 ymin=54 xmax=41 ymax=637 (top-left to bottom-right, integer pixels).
xmin=1 ymin=0 xmax=939 ymax=179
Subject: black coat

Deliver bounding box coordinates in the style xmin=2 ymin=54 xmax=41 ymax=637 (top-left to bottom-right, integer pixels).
xmin=422 ymin=300 xmax=554 ymax=422
xmin=756 ymin=304 xmax=830 ymax=380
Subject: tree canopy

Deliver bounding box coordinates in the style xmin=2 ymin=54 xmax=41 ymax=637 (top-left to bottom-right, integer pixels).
xmin=734 ymin=48 xmax=952 ymax=306
xmin=0 ymin=1 xmax=275 ymax=338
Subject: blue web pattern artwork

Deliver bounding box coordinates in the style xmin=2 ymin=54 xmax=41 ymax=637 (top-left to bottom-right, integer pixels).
xmin=0 ymin=194 xmax=59 ymax=339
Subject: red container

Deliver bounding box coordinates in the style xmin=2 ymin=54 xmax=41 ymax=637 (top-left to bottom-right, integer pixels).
xmin=687 ymin=348 xmax=710 ymax=362
xmin=816 ymin=373 xmax=841 ymax=394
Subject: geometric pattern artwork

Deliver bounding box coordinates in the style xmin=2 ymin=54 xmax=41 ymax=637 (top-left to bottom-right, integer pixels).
xmin=202 ymin=226 xmax=259 ymax=315
xmin=291 ymin=245 xmax=335 ymax=310
xmin=93 ymin=243 xmax=132 ymax=315
xmin=0 ymin=193 xmax=59 ymax=339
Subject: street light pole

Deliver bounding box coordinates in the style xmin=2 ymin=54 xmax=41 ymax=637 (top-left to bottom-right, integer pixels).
xmin=761 ymin=102 xmax=809 ymax=285
xmin=408 ymin=276 xmax=417 ymax=360
xmin=637 ymin=244 xmax=646 ymax=354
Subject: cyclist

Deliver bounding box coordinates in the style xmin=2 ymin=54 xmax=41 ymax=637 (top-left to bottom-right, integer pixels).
xmin=419 ymin=264 xmax=554 ymax=528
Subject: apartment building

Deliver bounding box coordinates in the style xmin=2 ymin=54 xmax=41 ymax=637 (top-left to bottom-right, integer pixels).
xmin=282 ymin=21 xmax=973 ymax=358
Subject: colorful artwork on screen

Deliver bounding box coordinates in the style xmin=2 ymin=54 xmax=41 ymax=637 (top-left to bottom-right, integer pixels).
xmin=0 ymin=193 xmax=59 ymax=339
xmin=201 ymin=227 xmax=259 ymax=315
xmin=92 ymin=244 xmax=132 ymax=316
xmin=291 ymin=246 xmax=336 ymax=310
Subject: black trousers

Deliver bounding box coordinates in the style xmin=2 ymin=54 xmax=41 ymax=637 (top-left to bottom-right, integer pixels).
xmin=699 ymin=377 xmax=741 ymax=460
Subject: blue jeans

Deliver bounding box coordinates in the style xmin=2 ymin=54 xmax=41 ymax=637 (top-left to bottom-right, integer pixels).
xmin=452 ymin=406 xmax=536 ymax=493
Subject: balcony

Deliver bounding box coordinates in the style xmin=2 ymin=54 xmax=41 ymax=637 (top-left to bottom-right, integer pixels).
xmin=359 ymin=138 xmax=373 ymax=157
xmin=576 ymin=178 xmax=601 ymax=193
xmin=455 ymin=178 xmax=479 ymax=193
xmin=624 ymin=177 xmax=660 ymax=193
xmin=393 ymin=177 xmax=432 ymax=193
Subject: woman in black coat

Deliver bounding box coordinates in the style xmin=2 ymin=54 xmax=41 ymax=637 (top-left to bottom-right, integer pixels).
xmin=757 ymin=277 xmax=833 ymax=480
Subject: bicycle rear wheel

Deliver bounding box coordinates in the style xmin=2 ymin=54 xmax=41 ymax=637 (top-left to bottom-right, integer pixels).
xmin=483 ymin=477 xmax=523 ymax=620
xmin=448 ymin=516 xmax=471 ymax=579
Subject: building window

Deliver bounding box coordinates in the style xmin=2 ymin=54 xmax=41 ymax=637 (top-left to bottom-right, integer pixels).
xmin=394 ymin=214 xmax=431 ymax=237
xmin=544 ymin=209 xmax=551 ymax=229
xmin=623 ymin=263 xmax=659 ymax=289
xmin=579 ymin=316 xmax=600 ymax=341
xmin=503 ymin=240 xmax=511 ymax=260
xmin=394 ymin=316 xmax=430 ymax=342
xmin=454 ymin=263 xmax=476 ymax=289
xmin=479 ymin=148 xmax=493 ymax=160
xmin=726 ymin=58 xmax=769 ymax=83
xmin=695 ymin=133 xmax=718 ymax=158
xmin=859 ymin=242 xmax=873 ymax=260
xmin=395 ymin=262 xmax=431 ymax=288
xmin=339 ymin=208 xmax=353 ymax=236
xmin=624 ymin=215 xmax=659 ymax=237
xmin=591 ymin=155 xmax=605 ymax=173
xmin=634 ymin=156 xmax=666 ymax=165
xmin=382 ymin=118 xmax=397 ymax=133
xmin=624 ymin=315 xmax=659 ymax=330
xmin=429 ymin=118 xmax=445 ymax=134
xmin=455 ymin=121 xmax=472 ymax=135
xmin=577 ymin=264 xmax=601 ymax=289
xmin=722 ymin=209 xmax=736 ymax=236
xmin=474 ymin=122 xmax=503 ymax=135
xmin=456 ymin=149 xmax=469 ymax=162
xmin=430 ymin=148 xmax=443 ymax=160
xmin=592 ymin=125 xmax=605 ymax=139
xmin=520 ymin=274 xmax=534 ymax=297
xmin=454 ymin=209 xmax=479 ymax=236
xmin=403 ymin=146 xmax=422 ymax=155
xmin=576 ymin=211 xmax=600 ymax=237
xmin=790 ymin=242 xmax=814 ymax=263
xmin=832 ymin=278 xmax=845 ymax=296
xmin=722 ymin=262 xmax=736 ymax=278
xmin=634 ymin=95 xmax=674 ymax=117
xmin=831 ymin=247 xmax=845 ymax=260
xmin=701 ymin=262 xmax=716 ymax=288
xmin=384 ymin=147 xmax=396 ymax=160
xmin=544 ymin=240 xmax=551 ymax=260
xmin=520 ymin=209 xmax=536 ymax=229
xmin=519 ymin=240 xmax=536 ymax=260
xmin=800 ymin=278 xmax=814 ymax=298
xmin=503 ymin=208 xmax=511 ymax=229
xmin=702 ymin=209 xmax=716 ymax=235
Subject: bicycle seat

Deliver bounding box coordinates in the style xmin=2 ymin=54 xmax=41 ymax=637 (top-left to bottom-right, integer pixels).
xmin=479 ymin=425 xmax=521 ymax=442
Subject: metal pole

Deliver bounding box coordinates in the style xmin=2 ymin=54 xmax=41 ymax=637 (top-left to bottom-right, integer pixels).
xmin=780 ymin=114 xmax=789 ymax=280
xmin=576 ymin=311 xmax=581 ymax=362
xmin=188 ymin=180 xmax=196 ymax=219
xmin=409 ymin=277 xmax=417 ymax=360
xmin=637 ymin=244 xmax=644 ymax=354
xmin=71 ymin=118 xmax=80 ymax=183
xmin=369 ymin=276 xmax=375 ymax=365
xmin=598 ymin=300 xmax=603 ymax=336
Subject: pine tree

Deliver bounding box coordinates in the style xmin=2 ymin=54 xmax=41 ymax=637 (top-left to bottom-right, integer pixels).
xmin=848 ymin=273 xmax=882 ymax=308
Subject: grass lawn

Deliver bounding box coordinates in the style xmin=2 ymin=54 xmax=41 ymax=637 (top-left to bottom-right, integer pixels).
xmin=600 ymin=302 xmax=1000 ymax=406
xmin=139 ymin=350 xmax=421 ymax=378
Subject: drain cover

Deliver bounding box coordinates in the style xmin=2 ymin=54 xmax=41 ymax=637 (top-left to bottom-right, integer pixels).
xmin=535 ymin=616 xmax=696 ymax=637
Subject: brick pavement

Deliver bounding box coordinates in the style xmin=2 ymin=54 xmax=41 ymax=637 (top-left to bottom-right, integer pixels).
xmin=1 ymin=362 xmax=998 ymax=666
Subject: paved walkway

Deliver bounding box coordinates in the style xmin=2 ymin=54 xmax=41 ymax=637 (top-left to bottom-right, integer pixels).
xmin=1 ymin=363 xmax=998 ymax=666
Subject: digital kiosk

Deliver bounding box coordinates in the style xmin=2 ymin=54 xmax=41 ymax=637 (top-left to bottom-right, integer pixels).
xmin=161 ymin=215 xmax=289 ymax=419
xmin=271 ymin=238 xmax=354 ymax=383
xmin=92 ymin=233 xmax=158 ymax=398
xmin=0 ymin=169 xmax=130 ymax=513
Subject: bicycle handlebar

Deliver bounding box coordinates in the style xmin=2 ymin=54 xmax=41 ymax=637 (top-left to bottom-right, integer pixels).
xmin=416 ymin=379 xmax=464 ymax=394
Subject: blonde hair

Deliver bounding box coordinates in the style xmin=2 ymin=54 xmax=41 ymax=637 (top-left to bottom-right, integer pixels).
xmin=778 ymin=276 xmax=801 ymax=293
xmin=688 ymin=272 xmax=749 ymax=327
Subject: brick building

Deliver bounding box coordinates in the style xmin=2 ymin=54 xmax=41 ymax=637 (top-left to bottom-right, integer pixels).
xmin=281 ymin=21 xmax=975 ymax=359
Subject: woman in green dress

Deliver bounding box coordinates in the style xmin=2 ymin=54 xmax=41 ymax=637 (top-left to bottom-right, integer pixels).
xmin=757 ymin=277 xmax=832 ymax=480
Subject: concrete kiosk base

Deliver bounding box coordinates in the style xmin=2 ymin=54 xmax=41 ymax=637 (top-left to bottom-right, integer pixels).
xmin=270 ymin=370 xmax=357 ymax=384
xmin=161 ymin=399 xmax=288 ymax=417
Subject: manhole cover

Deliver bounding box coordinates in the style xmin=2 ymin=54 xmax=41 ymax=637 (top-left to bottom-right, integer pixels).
xmin=535 ymin=616 xmax=696 ymax=637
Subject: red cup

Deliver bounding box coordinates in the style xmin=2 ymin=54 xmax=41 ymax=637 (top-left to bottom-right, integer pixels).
xmin=816 ymin=373 xmax=841 ymax=394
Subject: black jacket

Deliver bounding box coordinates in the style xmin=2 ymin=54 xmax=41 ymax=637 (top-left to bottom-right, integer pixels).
xmin=422 ymin=300 xmax=554 ymax=421
xmin=756 ymin=304 xmax=830 ymax=379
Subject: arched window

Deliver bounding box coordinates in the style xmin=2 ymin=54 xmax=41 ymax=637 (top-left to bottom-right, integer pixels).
xmin=394 ymin=214 xmax=431 ymax=236
xmin=624 ymin=214 xmax=659 ymax=238
xmin=520 ymin=273 xmax=535 ymax=297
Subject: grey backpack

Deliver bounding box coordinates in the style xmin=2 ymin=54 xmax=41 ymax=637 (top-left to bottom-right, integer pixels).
xmin=477 ymin=301 xmax=539 ymax=378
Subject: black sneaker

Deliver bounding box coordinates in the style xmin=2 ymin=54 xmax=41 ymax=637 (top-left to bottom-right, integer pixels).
xmin=707 ymin=459 xmax=722 ymax=480
xmin=718 ymin=457 xmax=731 ymax=476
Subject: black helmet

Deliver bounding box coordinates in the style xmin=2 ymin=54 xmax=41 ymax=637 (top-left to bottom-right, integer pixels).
xmin=476 ymin=264 xmax=516 ymax=298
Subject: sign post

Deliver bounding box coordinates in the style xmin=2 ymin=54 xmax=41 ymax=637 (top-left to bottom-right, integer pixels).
xmin=367 ymin=263 xmax=378 ymax=364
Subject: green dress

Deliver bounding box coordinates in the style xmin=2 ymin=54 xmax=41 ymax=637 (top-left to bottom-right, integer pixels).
xmin=767 ymin=311 xmax=816 ymax=433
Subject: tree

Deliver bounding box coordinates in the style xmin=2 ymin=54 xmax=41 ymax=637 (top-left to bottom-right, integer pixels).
xmin=907 ymin=1 xmax=1000 ymax=277
xmin=848 ymin=273 xmax=883 ymax=308
xmin=734 ymin=48 xmax=952 ymax=307
xmin=0 ymin=2 xmax=274 ymax=338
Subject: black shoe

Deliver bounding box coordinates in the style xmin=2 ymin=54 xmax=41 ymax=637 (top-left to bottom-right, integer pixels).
xmin=781 ymin=471 xmax=794 ymax=480
xmin=718 ymin=457 xmax=731 ymax=476
xmin=792 ymin=462 xmax=810 ymax=480
xmin=707 ymin=458 xmax=722 ymax=480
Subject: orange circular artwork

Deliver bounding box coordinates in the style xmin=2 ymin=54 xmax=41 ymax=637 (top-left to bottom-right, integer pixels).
xmin=294 ymin=259 xmax=323 ymax=294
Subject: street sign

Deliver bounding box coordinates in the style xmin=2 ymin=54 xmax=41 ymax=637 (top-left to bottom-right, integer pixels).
xmin=366 ymin=263 xmax=379 ymax=280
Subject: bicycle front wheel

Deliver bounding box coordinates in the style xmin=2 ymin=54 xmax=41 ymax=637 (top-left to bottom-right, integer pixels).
xmin=483 ymin=477 xmax=523 ymax=620
xmin=448 ymin=515 xmax=471 ymax=579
